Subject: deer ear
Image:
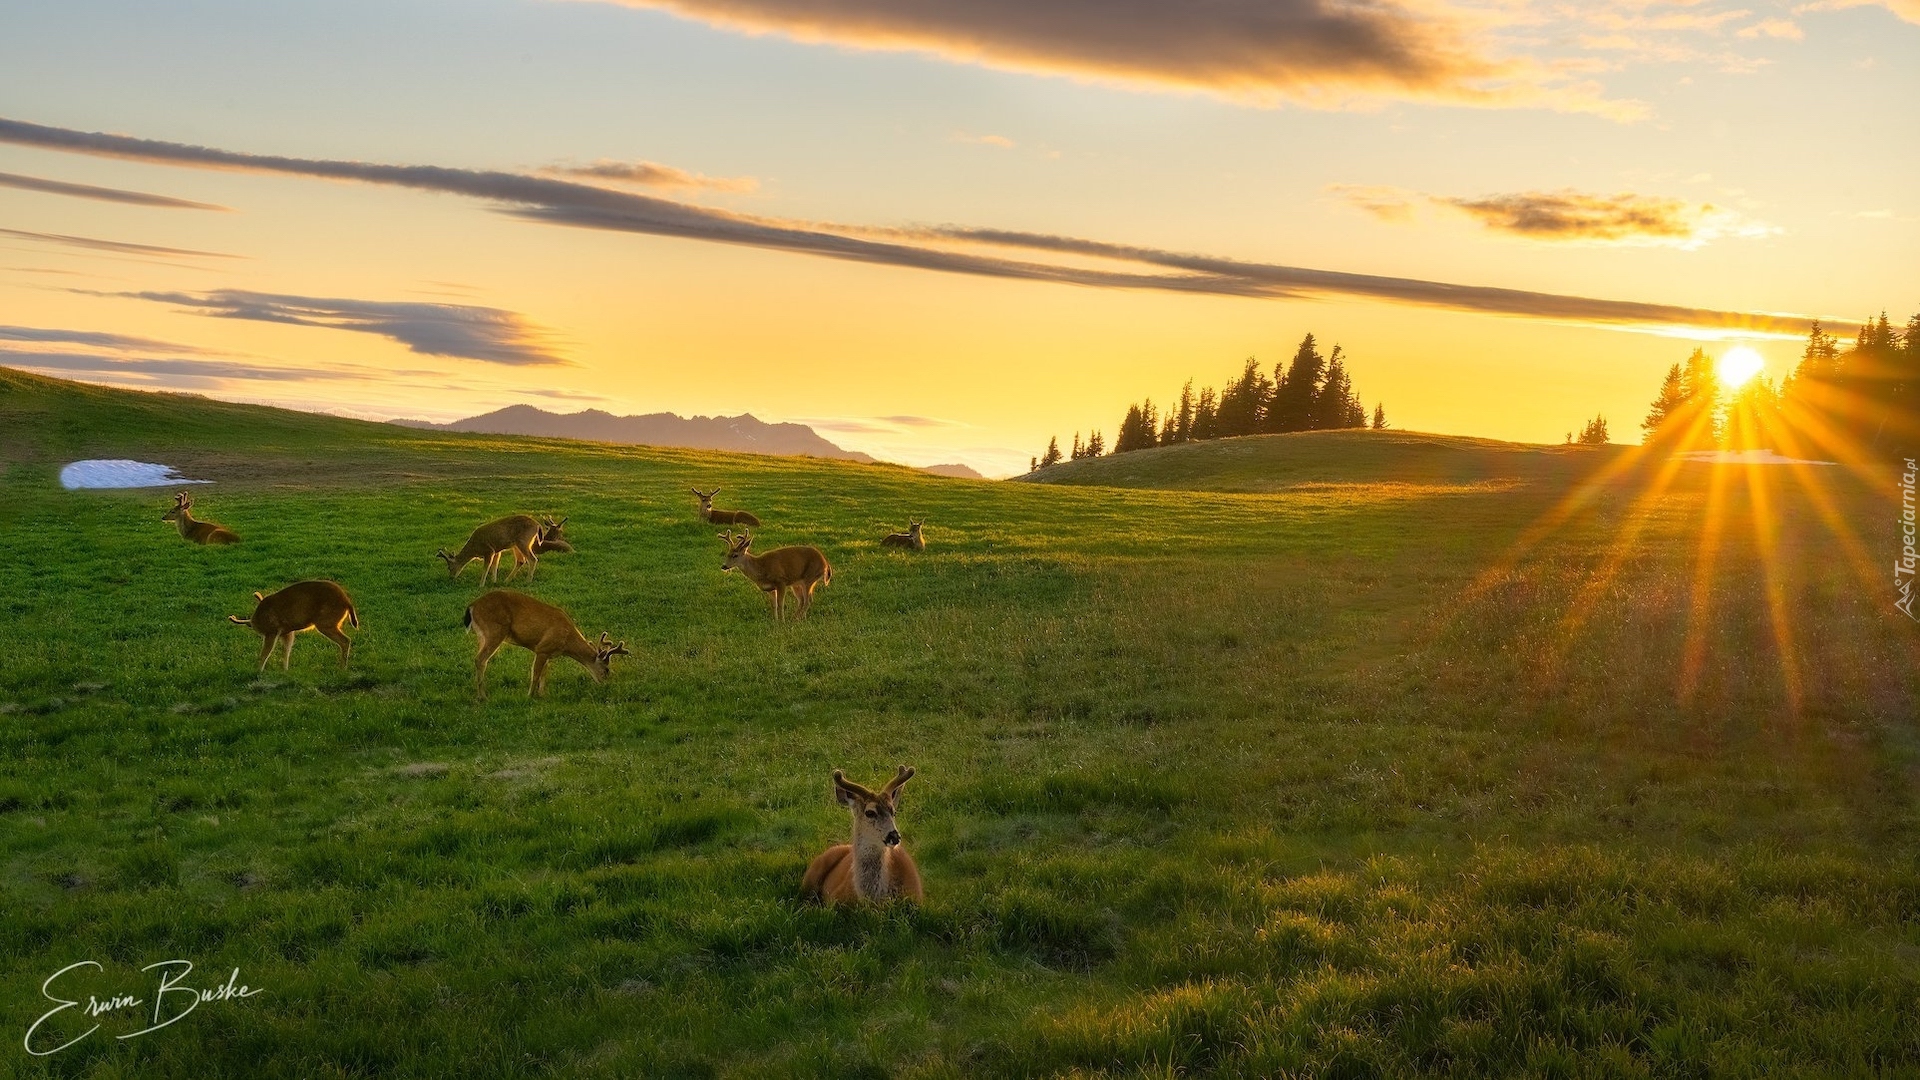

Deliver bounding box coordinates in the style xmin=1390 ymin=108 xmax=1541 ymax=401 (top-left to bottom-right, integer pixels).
xmin=832 ymin=770 xmax=857 ymax=807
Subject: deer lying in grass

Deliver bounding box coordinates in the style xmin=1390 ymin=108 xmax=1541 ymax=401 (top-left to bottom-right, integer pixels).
xmin=437 ymin=515 xmax=568 ymax=583
xmin=228 ymin=581 xmax=358 ymax=671
xmin=691 ymin=488 xmax=760 ymax=527
xmin=161 ymin=492 xmax=239 ymax=545
xmin=802 ymin=767 xmax=923 ymax=905
xmin=719 ymin=529 xmax=831 ymax=620
xmin=464 ymin=589 xmax=628 ymax=699
xmin=881 ymin=520 xmax=925 ymax=551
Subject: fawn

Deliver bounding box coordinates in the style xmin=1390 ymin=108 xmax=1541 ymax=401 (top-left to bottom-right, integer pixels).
xmin=718 ymin=529 xmax=831 ymax=620
xmin=691 ymin=488 xmax=761 ymax=528
xmin=161 ymin=492 xmax=239 ymax=545
xmin=464 ymin=589 xmax=628 ymax=699
xmin=802 ymin=767 xmax=923 ymax=904
xmin=228 ymin=581 xmax=358 ymax=671
xmin=881 ymin=520 xmax=925 ymax=551
xmin=437 ymin=514 xmax=566 ymax=583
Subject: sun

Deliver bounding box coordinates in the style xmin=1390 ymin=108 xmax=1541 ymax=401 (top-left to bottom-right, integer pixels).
xmin=1718 ymin=346 xmax=1765 ymax=389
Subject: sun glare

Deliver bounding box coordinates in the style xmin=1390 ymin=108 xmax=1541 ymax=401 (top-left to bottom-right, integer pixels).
xmin=1718 ymin=346 xmax=1765 ymax=388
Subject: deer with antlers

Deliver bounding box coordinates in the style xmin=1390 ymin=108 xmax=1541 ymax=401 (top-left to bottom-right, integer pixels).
xmin=161 ymin=491 xmax=240 ymax=545
xmin=880 ymin=520 xmax=926 ymax=551
xmin=228 ymin=581 xmax=358 ymax=671
xmin=802 ymin=766 xmax=923 ymax=905
xmin=437 ymin=514 xmax=568 ymax=584
xmin=718 ymin=529 xmax=831 ymax=620
xmin=463 ymin=589 xmax=628 ymax=699
xmin=691 ymin=488 xmax=760 ymax=528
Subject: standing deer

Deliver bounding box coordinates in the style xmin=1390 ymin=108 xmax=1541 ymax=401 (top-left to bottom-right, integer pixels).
xmin=464 ymin=589 xmax=629 ymax=699
xmin=881 ymin=520 xmax=926 ymax=551
xmin=718 ymin=530 xmax=831 ymax=620
xmin=437 ymin=514 xmax=568 ymax=583
xmin=161 ymin=492 xmax=240 ymax=545
xmin=691 ymin=488 xmax=761 ymax=528
xmin=802 ymin=767 xmax=923 ymax=905
xmin=227 ymin=581 xmax=358 ymax=671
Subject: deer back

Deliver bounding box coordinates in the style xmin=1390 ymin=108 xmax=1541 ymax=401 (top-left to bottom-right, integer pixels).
xmin=469 ymin=514 xmax=541 ymax=552
xmin=251 ymin=581 xmax=355 ymax=634
xmin=749 ymin=545 xmax=829 ymax=587
xmin=468 ymin=589 xmax=586 ymax=652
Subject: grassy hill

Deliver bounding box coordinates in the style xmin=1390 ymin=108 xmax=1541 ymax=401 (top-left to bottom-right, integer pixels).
xmin=3 ymin=367 xmax=1917 ymax=1077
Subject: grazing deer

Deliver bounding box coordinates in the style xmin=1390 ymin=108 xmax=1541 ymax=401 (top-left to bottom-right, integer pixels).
xmin=719 ymin=530 xmax=831 ymax=620
xmin=161 ymin=492 xmax=240 ymax=545
xmin=802 ymin=767 xmax=923 ymax=905
xmin=437 ymin=514 xmax=567 ymax=584
xmin=464 ymin=589 xmax=629 ymax=699
xmin=227 ymin=580 xmax=358 ymax=671
xmin=881 ymin=520 xmax=926 ymax=551
xmin=691 ymin=488 xmax=761 ymax=528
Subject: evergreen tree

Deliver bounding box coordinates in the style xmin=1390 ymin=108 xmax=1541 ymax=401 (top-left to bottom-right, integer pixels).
xmin=1029 ymin=456 xmax=1038 ymax=473
xmin=1315 ymin=345 xmax=1366 ymax=429
xmin=1577 ymin=414 xmax=1610 ymax=445
xmin=1216 ymin=358 xmax=1269 ymax=436
xmin=1069 ymin=432 xmax=1084 ymax=460
xmin=1086 ymin=429 xmax=1105 ymax=457
xmin=1039 ymin=436 xmax=1063 ymax=468
xmin=1269 ymin=335 xmax=1325 ymax=432
xmin=1167 ymin=381 xmax=1196 ymax=444
xmin=1680 ymin=347 xmax=1723 ymax=446
xmin=1113 ymin=401 xmax=1161 ymax=454
xmin=1192 ymin=386 xmax=1219 ymax=441
xmin=1642 ymin=363 xmax=1688 ymax=441
xmin=1371 ymin=403 xmax=1387 ymax=430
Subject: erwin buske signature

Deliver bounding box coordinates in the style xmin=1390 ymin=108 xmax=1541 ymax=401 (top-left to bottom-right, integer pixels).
xmin=24 ymin=960 xmax=264 ymax=1056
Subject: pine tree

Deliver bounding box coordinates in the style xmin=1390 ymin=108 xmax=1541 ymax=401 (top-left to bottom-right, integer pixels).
xmin=1680 ymin=347 xmax=1722 ymax=446
xmin=1086 ymin=429 xmax=1104 ymax=457
xmin=1269 ymin=335 xmax=1325 ymax=433
xmin=1192 ymin=386 xmax=1219 ymax=441
xmin=1371 ymin=403 xmax=1387 ymax=430
xmin=1216 ymin=359 xmax=1269 ymax=437
xmin=1316 ymin=345 xmax=1361 ymax=429
xmin=1168 ymin=381 xmax=1196 ymax=444
xmin=1029 ymin=456 xmax=1038 ymax=473
xmin=1577 ymin=414 xmax=1609 ymax=445
xmin=1114 ymin=401 xmax=1161 ymax=454
xmin=1069 ymin=432 xmax=1084 ymax=460
xmin=1642 ymin=363 xmax=1688 ymax=441
xmin=1039 ymin=436 xmax=1063 ymax=468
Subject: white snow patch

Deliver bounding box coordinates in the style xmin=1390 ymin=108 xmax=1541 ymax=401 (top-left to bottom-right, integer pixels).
xmin=1675 ymin=449 xmax=1836 ymax=466
xmin=60 ymin=460 xmax=211 ymax=490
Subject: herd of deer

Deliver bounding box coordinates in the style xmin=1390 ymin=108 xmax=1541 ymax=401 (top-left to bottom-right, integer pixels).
xmin=158 ymin=486 xmax=931 ymax=904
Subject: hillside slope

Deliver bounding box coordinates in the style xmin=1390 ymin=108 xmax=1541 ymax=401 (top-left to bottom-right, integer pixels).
xmin=393 ymin=402 xmax=877 ymax=462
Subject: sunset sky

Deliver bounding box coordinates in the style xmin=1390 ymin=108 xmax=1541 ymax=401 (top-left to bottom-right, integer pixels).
xmin=3 ymin=0 xmax=1916 ymax=474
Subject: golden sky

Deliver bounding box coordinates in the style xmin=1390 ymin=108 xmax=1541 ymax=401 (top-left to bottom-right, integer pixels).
xmin=2 ymin=0 xmax=1915 ymax=474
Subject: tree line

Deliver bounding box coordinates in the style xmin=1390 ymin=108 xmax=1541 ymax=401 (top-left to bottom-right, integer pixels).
xmin=1032 ymin=333 xmax=1384 ymax=469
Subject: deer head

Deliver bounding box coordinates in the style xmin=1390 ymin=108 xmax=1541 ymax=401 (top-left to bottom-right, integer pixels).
xmin=834 ymin=766 xmax=914 ymax=848
xmin=588 ymin=631 xmax=631 ymax=683
xmin=161 ymin=492 xmax=192 ymax=522
xmin=691 ymin=488 xmax=718 ymax=512
xmin=719 ymin=529 xmax=754 ymax=572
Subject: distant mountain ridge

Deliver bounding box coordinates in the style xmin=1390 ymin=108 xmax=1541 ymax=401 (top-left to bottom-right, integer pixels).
xmin=392 ymin=404 xmax=877 ymax=462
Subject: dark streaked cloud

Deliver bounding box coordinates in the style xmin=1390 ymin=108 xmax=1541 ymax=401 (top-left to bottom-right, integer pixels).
xmin=0 ymin=116 xmax=1842 ymax=337
xmin=1436 ymin=190 xmax=1775 ymax=247
xmin=106 ymin=289 xmax=568 ymax=366
xmin=0 ymin=347 xmax=348 ymax=384
xmin=0 ymin=324 xmax=209 ymax=353
xmin=0 ymin=225 xmax=239 ymax=259
xmin=543 ymin=160 xmax=758 ymax=193
xmin=0 ymin=170 xmax=229 ymax=211
xmin=595 ymin=0 xmax=1630 ymax=116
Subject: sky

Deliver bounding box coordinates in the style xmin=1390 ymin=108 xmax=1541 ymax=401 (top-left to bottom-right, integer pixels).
xmin=1 ymin=0 xmax=1915 ymax=476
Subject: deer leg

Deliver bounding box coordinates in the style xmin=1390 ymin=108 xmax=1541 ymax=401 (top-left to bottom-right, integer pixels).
xmin=770 ymin=587 xmax=784 ymax=621
xmin=530 ymin=654 xmax=549 ymax=697
xmin=281 ymin=631 xmax=299 ymax=672
xmin=795 ymin=582 xmax=813 ymax=618
xmin=522 ymin=542 xmax=538 ymax=582
xmin=484 ymin=552 xmax=501 ymax=583
xmin=474 ymin=634 xmax=503 ymax=699
xmin=257 ymin=634 xmax=277 ymax=672
xmin=319 ymin=619 xmax=352 ymax=670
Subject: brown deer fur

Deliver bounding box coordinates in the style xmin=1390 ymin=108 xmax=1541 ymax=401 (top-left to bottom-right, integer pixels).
xmin=227 ymin=580 xmax=358 ymax=671
xmin=691 ymin=488 xmax=761 ymax=528
xmin=718 ymin=530 xmax=831 ymax=620
xmin=437 ymin=515 xmax=568 ymax=583
xmin=464 ymin=589 xmax=628 ymax=699
xmin=161 ymin=492 xmax=240 ymax=545
xmin=881 ymin=520 xmax=925 ymax=550
xmin=802 ymin=767 xmax=923 ymax=904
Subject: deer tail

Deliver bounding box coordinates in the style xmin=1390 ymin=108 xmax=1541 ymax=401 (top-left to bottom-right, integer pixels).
xmin=462 ymin=605 xmax=474 ymax=631
xmin=227 ymin=615 xmax=250 ymax=626
xmin=346 ymin=603 xmax=360 ymax=630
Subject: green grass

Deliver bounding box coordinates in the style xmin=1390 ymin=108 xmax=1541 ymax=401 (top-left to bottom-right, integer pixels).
xmin=2 ymin=366 xmax=1918 ymax=1078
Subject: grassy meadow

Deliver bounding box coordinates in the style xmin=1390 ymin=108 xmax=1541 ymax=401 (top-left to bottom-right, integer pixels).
xmin=2 ymin=367 xmax=1919 ymax=1077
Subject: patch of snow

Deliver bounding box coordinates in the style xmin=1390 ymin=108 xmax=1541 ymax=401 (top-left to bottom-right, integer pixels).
xmin=1676 ymin=449 xmax=1837 ymax=466
xmin=59 ymin=459 xmax=210 ymax=490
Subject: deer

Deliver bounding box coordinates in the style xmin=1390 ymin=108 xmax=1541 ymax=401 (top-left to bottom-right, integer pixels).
xmin=161 ymin=492 xmax=240 ymax=545
xmin=464 ymin=589 xmax=629 ymax=700
xmin=691 ymin=488 xmax=761 ymax=528
xmin=881 ymin=520 xmax=926 ymax=551
xmin=718 ymin=529 xmax=831 ymax=620
xmin=802 ymin=766 xmax=923 ymax=905
xmin=227 ymin=580 xmax=358 ymax=671
xmin=437 ymin=514 xmax=568 ymax=584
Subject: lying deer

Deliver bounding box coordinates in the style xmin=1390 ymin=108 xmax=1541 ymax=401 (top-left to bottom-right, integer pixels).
xmin=719 ymin=529 xmax=831 ymax=620
xmin=161 ymin=492 xmax=240 ymax=545
xmin=437 ymin=514 xmax=568 ymax=583
xmin=881 ymin=520 xmax=926 ymax=551
xmin=802 ymin=767 xmax=923 ymax=905
xmin=228 ymin=580 xmax=358 ymax=671
xmin=691 ymin=488 xmax=760 ymax=528
xmin=464 ymin=589 xmax=628 ymax=699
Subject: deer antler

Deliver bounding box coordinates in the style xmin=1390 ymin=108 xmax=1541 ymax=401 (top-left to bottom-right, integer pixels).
xmin=881 ymin=765 xmax=916 ymax=795
xmin=832 ymin=769 xmax=881 ymax=801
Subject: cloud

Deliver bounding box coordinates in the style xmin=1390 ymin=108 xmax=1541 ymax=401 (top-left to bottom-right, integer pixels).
xmin=0 ymin=225 xmax=239 ymax=260
xmin=0 ymin=347 xmax=344 ymax=384
xmin=0 ymin=116 xmax=1841 ymax=337
xmin=797 ymin=414 xmax=968 ymax=434
xmin=542 ymin=160 xmax=758 ymax=193
xmin=1434 ymin=189 xmax=1780 ymax=248
xmin=0 ymin=324 xmax=210 ymax=353
xmin=103 ymin=289 xmax=569 ymax=366
xmin=952 ymin=132 xmax=1016 ymax=149
xmin=1326 ymin=183 xmax=1420 ymax=223
xmin=1737 ymin=17 xmax=1806 ymax=38
xmin=588 ymin=0 xmax=1639 ymax=117
xmin=1794 ymin=1 xmax=1920 ymax=27
xmin=0 ymin=170 xmax=231 ymax=211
